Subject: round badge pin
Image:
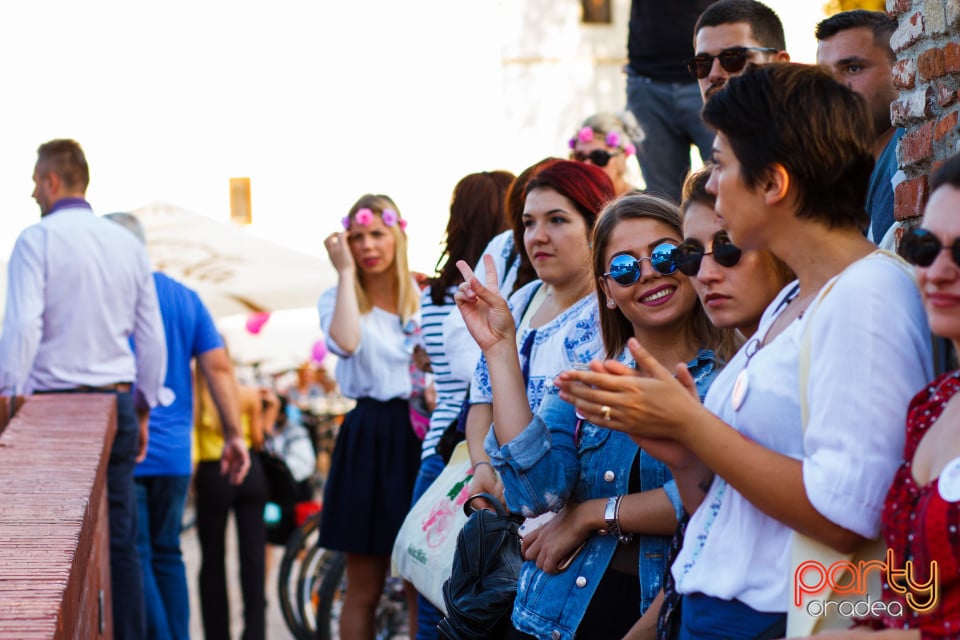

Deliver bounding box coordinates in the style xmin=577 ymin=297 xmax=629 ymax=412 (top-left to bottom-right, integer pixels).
xmin=731 ymin=368 xmax=749 ymax=411
xmin=938 ymin=456 xmax=960 ymax=503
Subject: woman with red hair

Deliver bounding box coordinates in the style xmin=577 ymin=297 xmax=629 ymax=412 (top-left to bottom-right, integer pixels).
xmin=464 ymin=160 xmax=615 ymax=507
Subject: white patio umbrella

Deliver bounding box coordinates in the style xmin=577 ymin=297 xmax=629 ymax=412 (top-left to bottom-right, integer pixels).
xmin=132 ymin=202 xmax=337 ymax=318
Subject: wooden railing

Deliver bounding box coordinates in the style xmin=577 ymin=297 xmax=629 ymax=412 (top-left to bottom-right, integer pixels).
xmin=0 ymin=394 xmax=116 ymax=639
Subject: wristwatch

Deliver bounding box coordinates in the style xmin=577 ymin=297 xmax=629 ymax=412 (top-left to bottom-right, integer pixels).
xmin=603 ymin=495 xmax=634 ymax=544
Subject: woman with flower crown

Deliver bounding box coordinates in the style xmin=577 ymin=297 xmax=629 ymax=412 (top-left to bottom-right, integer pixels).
xmin=318 ymin=194 xmax=423 ymax=638
xmin=568 ymin=111 xmax=644 ymax=198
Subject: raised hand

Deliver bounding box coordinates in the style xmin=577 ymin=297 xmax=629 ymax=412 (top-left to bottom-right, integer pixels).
xmin=454 ymin=255 xmax=516 ymax=353
xmin=324 ymin=231 xmax=354 ymax=274
xmin=554 ymin=337 xmax=703 ymax=447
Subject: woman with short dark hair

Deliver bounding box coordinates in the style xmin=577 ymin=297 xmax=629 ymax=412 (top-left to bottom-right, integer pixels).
xmin=556 ymin=64 xmax=933 ymax=638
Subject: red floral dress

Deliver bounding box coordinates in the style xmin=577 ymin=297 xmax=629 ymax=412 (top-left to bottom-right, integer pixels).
xmin=868 ymin=371 xmax=960 ymax=638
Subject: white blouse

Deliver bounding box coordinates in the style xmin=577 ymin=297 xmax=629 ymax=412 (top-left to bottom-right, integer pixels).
xmin=672 ymin=252 xmax=932 ymax=612
xmin=470 ymin=280 xmax=603 ymax=414
xmin=318 ymin=287 xmax=419 ymax=402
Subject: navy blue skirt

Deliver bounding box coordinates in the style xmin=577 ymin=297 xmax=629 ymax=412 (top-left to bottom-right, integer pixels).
xmin=318 ymin=397 xmax=422 ymax=555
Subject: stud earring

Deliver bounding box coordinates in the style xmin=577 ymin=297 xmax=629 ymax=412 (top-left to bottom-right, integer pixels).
xmin=606 ymin=298 xmax=617 ymax=309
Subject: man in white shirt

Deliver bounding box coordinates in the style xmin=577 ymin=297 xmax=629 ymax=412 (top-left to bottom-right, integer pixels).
xmin=0 ymin=139 xmax=169 ymax=640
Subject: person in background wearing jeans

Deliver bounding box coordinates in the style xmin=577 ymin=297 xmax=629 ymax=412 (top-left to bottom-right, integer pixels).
xmin=624 ymin=0 xmax=715 ymax=203
xmin=105 ymin=212 xmax=250 ymax=640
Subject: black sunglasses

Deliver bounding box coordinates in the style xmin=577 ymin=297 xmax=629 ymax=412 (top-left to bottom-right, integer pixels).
xmin=898 ymin=228 xmax=960 ymax=267
xmin=571 ymin=148 xmax=620 ymax=168
xmin=603 ymin=243 xmax=680 ymax=285
xmin=685 ymin=46 xmax=779 ymax=80
xmin=675 ymin=231 xmax=743 ymax=276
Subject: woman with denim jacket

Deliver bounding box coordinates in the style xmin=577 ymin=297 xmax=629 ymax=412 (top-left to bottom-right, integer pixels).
xmin=455 ymin=193 xmax=735 ymax=640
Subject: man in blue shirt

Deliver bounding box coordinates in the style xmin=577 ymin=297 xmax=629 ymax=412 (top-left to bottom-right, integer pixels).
xmin=817 ymin=10 xmax=902 ymax=244
xmin=106 ymin=212 xmax=250 ymax=640
xmin=0 ymin=139 xmax=169 ymax=640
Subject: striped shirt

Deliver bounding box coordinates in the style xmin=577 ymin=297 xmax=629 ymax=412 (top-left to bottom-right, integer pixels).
xmin=419 ymin=285 xmax=469 ymax=459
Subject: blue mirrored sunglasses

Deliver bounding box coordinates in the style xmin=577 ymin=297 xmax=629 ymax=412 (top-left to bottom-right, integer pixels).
xmin=603 ymin=243 xmax=679 ymax=285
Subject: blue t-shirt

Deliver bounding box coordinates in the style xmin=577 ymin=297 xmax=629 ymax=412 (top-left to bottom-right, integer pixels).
xmin=135 ymin=272 xmax=223 ymax=477
xmin=866 ymin=127 xmax=904 ymax=243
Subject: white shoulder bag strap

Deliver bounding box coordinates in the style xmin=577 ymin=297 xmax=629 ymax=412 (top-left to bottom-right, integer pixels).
xmin=787 ymin=250 xmax=913 ymax=636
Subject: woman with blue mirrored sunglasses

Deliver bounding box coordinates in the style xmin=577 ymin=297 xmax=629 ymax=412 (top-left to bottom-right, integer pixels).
xmin=453 ymin=192 xmax=734 ymax=640
xmin=602 ymin=242 xmax=681 ymax=284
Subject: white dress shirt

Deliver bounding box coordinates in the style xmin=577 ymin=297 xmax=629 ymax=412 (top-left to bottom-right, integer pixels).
xmin=672 ymin=253 xmax=932 ymax=612
xmin=0 ymin=201 xmax=169 ymax=407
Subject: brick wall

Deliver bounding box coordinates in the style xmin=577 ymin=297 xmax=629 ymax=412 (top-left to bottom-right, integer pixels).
xmin=889 ymin=0 xmax=960 ymax=220
xmin=0 ymin=395 xmax=116 ymax=639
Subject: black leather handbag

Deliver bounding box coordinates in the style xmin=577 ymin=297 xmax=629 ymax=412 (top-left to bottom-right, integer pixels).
xmin=437 ymin=493 xmax=524 ymax=640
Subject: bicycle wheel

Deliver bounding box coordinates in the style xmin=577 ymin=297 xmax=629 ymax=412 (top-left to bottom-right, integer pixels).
xmin=311 ymin=559 xmax=410 ymax=640
xmin=277 ymin=512 xmax=322 ymax=640
xmin=313 ymin=551 xmax=347 ymax=640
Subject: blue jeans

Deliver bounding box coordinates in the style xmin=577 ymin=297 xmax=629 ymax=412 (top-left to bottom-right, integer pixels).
xmin=678 ymin=593 xmax=786 ymax=640
xmin=108 ymin=391 xmax=147 ymax=640
xmin=625 ymin=73 xmax=714 ymax=203
xmin=411 ymin=453 xmax=447 ymax=640
xmin=135 ymin=475 xmax=191 ymax=640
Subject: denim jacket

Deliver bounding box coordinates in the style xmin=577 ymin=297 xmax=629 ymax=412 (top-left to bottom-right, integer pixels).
xmin=485 ymin=348 xmax=720 ymax=640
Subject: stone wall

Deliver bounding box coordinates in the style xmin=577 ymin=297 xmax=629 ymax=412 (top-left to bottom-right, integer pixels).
xmin=889 ymin=0 xmax=960 ymax=220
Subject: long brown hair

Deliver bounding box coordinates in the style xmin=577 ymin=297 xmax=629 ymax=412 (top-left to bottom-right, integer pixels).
xmin=592 ymin=193 xmax=740 ymax=362
xmin=429 ymin=170 xmax=514 ymax=305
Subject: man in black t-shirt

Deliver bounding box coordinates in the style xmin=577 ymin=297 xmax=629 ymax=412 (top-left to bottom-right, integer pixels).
xmin=624 ymin=0 xmax=716 ymax=204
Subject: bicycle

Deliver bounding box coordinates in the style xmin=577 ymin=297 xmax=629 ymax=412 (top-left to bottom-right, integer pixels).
xmin=277 ymin=511 xmax=409 ymax=640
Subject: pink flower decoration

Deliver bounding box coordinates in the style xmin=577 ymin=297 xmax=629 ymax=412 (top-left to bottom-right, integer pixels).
xmin=568 ymin=137 xmax=577 ymax=149
xmin=354 ymin=208 xmax=374 ymax=226
xmin=310 ymin=339 xmax=327 ymax=365
xmin=381 ymin=208 xmax=398 ymax=226
xmin=624 ymin=142 xmax=637 ymax=157
xmin=341 ymin=215 xmax=351 ymax=230
xmin=577 ymin=126 xmax=594 ymax=143
xmin=398 ymin=219 xmax=408 ymax=231
xmin=605 ymin=131 xmax=621 ymax=148
xmin=244 ymin=311 xmax=271 ymax=335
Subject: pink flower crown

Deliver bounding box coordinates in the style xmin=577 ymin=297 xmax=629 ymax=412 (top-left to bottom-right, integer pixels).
xmin=568 ymin=126 xmax=636 ymax=157
xmin=341 ymin=208 xmax=408 ymax=231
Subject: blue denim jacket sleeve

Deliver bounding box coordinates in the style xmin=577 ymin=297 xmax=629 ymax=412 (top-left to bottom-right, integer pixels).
xmin=662 ymin=478 xmax=683 ymax=522
xmin=484 ymin=388 xmax=581 ymax=517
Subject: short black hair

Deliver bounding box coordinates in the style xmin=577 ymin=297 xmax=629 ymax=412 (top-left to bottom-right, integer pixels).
xmin=694 ymin=0 xmax=786 ymax=51
xmin=815 ymin=10 xmax=897 ymax=61
xmin=932 ymin=154 xmax=960 ymax=192
xmin=702 ymin=63 xmax=874 ymax=230
xmin=36 ymin=138 xmax=89 ymax=191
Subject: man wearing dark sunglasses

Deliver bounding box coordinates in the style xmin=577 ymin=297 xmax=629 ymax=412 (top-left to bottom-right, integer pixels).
xmin=690 ymin=0 xmax=789 ymax=101
xmin=816 ymin=11 xmax=902 ymax=247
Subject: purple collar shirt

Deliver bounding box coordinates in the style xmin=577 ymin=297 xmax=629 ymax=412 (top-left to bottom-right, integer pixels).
xmin=0 ymin=199 xmax=169 ymax=407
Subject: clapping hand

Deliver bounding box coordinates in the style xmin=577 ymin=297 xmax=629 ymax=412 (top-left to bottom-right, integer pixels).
xmin=555 ymin=338 xmax=703 ymax=468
